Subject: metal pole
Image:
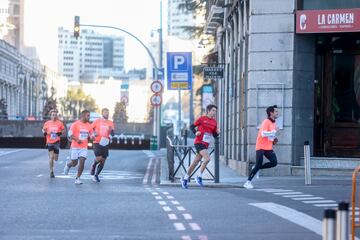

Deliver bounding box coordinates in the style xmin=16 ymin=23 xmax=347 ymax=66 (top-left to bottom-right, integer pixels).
xmin=156 ymin=0 xmax=163 ymax=150
xmin=178 ymin=89 xmax=181 ymax=135
xmin=323 ymin=209 xmax=336 ymax=240
xmin=215 ymin=136 xmax=220 ymax=183
xmin=337 ymin=202 xmax=349 ymax=240
xmin=304 ymin=140 xmax=312 ymax=185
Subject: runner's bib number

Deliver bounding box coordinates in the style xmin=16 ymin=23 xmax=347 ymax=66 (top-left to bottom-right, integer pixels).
xmin=79 ymin=131 xmax=88 ymax=140
xmin=99 ymin=137 xmax=109 ymax=146
xmin=202 ymin=133 xmax=212 ymax=143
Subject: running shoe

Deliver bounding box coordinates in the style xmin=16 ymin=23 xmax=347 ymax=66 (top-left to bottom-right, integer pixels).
xmin=90 ymin=163 xmax=96 ymax=176
xmin=243 ymin=180 xmax=254 ymax=189
xmin=74 ymin=178 xmax=83 ymax=185
xmin=181 ymin=177 xmax=188 ymax=189
xmin=195 ymin=176 xmax=204 ymax=187
xmin=63 ymin=163 xmax=70 ymax=175
xmin=50 ymin=171 xmax=55 ymax=178
xmin=92 ymin=175 xmax=100 ymax=183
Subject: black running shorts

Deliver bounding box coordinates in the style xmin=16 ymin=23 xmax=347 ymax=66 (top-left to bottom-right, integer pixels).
xmin=194 ymin=143 xmax=207 ymax=154
xmin=47 ymin=142 xmax=60 ymax=154
xmin=93 ymin=143 xmax=109 ymax=158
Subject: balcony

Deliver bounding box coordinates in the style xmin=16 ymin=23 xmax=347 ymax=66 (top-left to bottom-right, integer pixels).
xmin=204 ymin=4 xmax=224 ymax=35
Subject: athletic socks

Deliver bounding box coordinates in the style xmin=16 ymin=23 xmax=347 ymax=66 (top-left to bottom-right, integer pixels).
xmin=184 ymin=173 xmax=189 ymax=180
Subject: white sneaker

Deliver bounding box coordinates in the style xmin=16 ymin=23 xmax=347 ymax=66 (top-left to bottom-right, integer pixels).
xmin=251 ymin=166 xmax=260 ymax=179
xmin=74 ymin=178 xmax=83 ymax=185
xmin=63 ymin=163 xmax=70 ymax=175
xmin=243 ymin=180 xmax=254 ymax=189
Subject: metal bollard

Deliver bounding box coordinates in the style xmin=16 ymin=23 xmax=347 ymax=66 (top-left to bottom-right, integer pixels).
xmin=214 ymin=137 xmax=220 ymax=183
xmin=337 ymin=202 xmax=349 ymax=240
xmin=323 ymin=209 xmax=337 ymax=240
xmin=304 ymin=141 xmax=312 ymax=185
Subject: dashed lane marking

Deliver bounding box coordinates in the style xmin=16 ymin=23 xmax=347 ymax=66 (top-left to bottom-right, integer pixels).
xmin=293 ymin=197 xmax=324 ymax=200
xmin=174 ymin=222 xmax=186 ymax=231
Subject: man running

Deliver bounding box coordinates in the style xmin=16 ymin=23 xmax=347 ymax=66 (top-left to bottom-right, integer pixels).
xmin=243 ymin=105 xmax=279 ymax=189
xmin=63 ymin=110 xmax=94 ymax=185
xmin=181 ymin=104 xmax=220 ymax=189
xmin=42 ymin=109 xmax=65 ymax=178
xmin=90 ymin=108 xmax=115 ymax=182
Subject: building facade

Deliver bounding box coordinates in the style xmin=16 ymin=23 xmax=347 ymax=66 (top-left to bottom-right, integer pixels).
xmin=58 ymin=27 xmax=125 ymax=82
xmin=205 ymin=0 xmax=360 ymax=176
xmin=167 ymin=0 xmax=197 ymax=39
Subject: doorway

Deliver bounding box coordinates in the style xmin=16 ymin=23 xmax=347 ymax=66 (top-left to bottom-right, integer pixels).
xmin=314 ymin=34 xmax=360 ymax=157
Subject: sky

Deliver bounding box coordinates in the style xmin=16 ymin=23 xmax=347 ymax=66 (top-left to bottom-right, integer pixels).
xmin=24 ymin=0 xmax=165 ymax=71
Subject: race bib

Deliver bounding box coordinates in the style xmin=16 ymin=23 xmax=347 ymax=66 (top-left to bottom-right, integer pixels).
xmin=202 ymin=133 xmax=212 ymax=143
xmin=50 ymin=132 xmax=58 ymax=140
xmin=79 ymin=130 xmax=88 ymax=140
xmin=99 ymin=137 xmax=109 ymax=146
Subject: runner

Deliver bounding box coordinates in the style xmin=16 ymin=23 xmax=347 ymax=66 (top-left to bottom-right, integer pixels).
xmin=42 ymin=109 xmax=65 ymax=178
xmin=181 ymin=104 xmax=220 ymax=189
xmin=90 ymin=108 xmax=115 ymax=182
xmin=243 ymin=105 xmax=279 ymax=189
xmin=63 ymin=110 xmax=94 ymax=184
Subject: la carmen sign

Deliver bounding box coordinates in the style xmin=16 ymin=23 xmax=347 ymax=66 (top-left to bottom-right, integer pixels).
xmin=296 ymin=8 xmax=360 ymax=33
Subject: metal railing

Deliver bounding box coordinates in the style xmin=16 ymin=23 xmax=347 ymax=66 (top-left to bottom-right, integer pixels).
xmin=166 ymin=135 xmax=220 ymax=183
xmin=351 ymin=166 xmax=360 ymax=240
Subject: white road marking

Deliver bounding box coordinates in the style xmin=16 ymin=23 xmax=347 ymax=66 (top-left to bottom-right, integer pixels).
xmin=198 ymin=235 xmax=208 ymax=240
xmin=155 ymin=196 xmax=162 ymax=200
xmin=158 ymin=201 xmax=167 ymax=205
xmin=292 ymin=197 xmax=324 ymax=201
xmin=171 ymin=201 xmax=180 ymax=205
xmin=0 ymin=149 xmax=24 ymax=157
xmin=273 ymin=192 xmax=303 ymax=195
xmin=168 ymin=213 xmax=178 ymax=220
xmin=181 ymin=235 xmax=192 ymax=240
xmin=143 ymin=158 xmax=154 ymax=185
xmin=163 ymin=206 xmax=172 ymax=212
xmin=177 ymin=206 xmax=186 ymax=211
xmin=166 ymin=196 xmax=175 ymax=199
xmin=189 ymin=223 xmax=201 ymax=231
xmin=151 ymin=192 xmax=159 ymax=195
xmin=174 ymin=222 xmax=186 ymax=231
xmin=37 ymin=174 xmax=43 ymax=177
xmin=162 ymin=192 xmax=170 ymax=195
xmin=183 ymin=213 xmax=192 ymax=220
xmin=151 ymin=158 xmax=159 ymax=185
xmin=314 ymin=204 xmax=339 ymax=207
xmin=302 ymin=200 xmax=336 ymax=204
xmin=255 ymin=189 xmax=293 ymax=193
xmin=282 ymin=194 xmax=313 ymax=198
xmin=249 ymin=202 xmax=322 ymax=235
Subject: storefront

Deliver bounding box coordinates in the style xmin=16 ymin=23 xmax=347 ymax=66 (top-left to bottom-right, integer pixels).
xmin=296 ymin=4 xmax=360 ymax=157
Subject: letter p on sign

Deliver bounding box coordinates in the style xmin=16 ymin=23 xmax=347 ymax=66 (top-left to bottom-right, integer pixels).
xmin=174 ymin=56 xmax=185 ymax=69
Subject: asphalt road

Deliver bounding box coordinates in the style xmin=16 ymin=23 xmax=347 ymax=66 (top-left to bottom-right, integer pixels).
xmin=0 ymin=148 xmax=356 ymax=240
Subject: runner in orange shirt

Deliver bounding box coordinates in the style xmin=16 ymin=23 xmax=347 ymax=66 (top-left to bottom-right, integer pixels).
xmin=63 ymin=110 xmax=94 ymax=185
xmin=42 ymin=109 xmax=65 ymax=178
xmin=243 ymin=105 xmax=279 ymax=189
xmin=90 ymin=108 xmax=115 ymax=182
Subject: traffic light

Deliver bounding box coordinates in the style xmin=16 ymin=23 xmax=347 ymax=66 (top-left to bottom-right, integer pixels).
xmin=74 ymin=16 xmax=80 ymax=39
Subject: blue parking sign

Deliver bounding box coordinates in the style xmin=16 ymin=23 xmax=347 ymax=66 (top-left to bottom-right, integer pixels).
xmin=166 ymin=52 xmax=192 ymax=90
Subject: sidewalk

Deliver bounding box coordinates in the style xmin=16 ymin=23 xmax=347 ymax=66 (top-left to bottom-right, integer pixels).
xmin=159 ymin=149 xmax=353 ymax=188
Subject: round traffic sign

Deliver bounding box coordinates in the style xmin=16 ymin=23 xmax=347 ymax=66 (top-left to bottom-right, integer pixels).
xmin=120 ymin=96 xmax=128 ymax=104
xmin=150 ymin=93 xmax=162 ymax=107
xmin=150 ymin=81 xmax=163 ymax=93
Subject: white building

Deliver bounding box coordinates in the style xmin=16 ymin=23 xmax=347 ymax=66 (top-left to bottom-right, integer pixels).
xmin=57 ymin=27 xmax=125 ymax=82
xmin=167 ymin=0 xmax=196 ymax=39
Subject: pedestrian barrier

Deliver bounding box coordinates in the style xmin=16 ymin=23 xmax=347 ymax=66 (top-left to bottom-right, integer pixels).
xmin=351 ymin=166 xmax=360 ymax=240
xmin=323 ymin=202 xmax=349 ymax=240
xmin=166 ymin=135 xmax=220 ymax=183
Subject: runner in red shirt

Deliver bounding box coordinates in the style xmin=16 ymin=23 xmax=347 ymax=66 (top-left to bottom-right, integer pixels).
xmin=243 ymin=105 xmax=279 ymax=189
xmin=42 ymin=109 xmax=65 ymax=178
xmin=63 ymin=110 xmax=94 ymax=185
xmin=90 ymin=108 xmax=115 ymax=182
xmin=181 ymin=104 xmax=220 ymax=189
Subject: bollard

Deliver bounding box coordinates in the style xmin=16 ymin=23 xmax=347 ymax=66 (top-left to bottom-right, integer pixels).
xmin=323 ymin=209 xmax=337 ymax=240
xmin=214 ymin=137 xmax=220 ymax=183
xmin=337 ymin=202 xmax=349 ymax=240
xmin=304 ymin=141 xmax=312 ymax=185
